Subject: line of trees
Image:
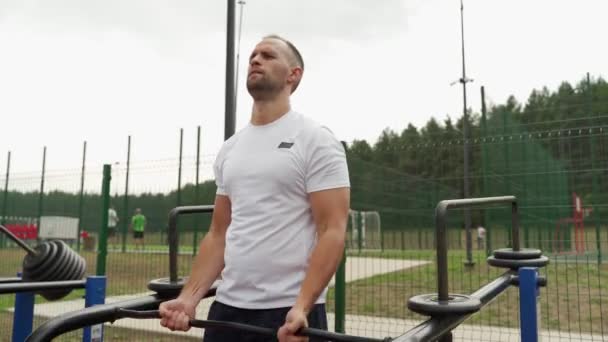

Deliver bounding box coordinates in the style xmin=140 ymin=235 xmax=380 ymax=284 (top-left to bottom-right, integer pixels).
xmin=1 ymin=75 xmax=607 ymax=233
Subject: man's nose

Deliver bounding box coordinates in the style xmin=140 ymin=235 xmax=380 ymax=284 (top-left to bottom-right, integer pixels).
xmin=250 ymin=54 xmax=262 ymax=66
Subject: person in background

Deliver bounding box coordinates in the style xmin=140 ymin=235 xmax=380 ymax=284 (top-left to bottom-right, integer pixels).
xmin=131 ymin=208 xmax=146 ymax=250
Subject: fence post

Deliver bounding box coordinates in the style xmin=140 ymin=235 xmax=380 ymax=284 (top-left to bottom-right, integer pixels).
xmin=480 ymin=86 xmax=493 ymax=255
xmin=334 ymin=250 xmax=346 ymax=333
xmin=77 ymin=141 xmax=87 ymax=251
xmin=97 ymin=165 xmax=111 ymax=276
xmin=519 ymin=267 xmax=540 ymax=342
xmin=36 ymin=147 xmax=47 ymax=237
xmin=193 ymin=126 xmax=201 ymax=256
xmin=83 ymin=276 xmax=107 ymax=342
xmin=587 ymin=73 xmax=602 ymax=264
xmin=1 ymin=151 xmax=10 ymax=248
xmin=121 ymin=136 xmax=131 ymax=253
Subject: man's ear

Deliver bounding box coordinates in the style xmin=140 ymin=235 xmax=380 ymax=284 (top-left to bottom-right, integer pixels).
xmin=288 ymin=67 xmax=303 ymax=92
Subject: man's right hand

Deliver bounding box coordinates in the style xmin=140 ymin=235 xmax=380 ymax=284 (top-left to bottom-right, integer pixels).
xmin=159 ymin=296 xmax=197 ymax=331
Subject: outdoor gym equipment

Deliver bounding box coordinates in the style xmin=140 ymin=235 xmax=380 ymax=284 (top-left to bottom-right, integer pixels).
xmin=26 ymin=196 xmax=547 ymax=342
xmin=0 ymin=224 xmax=86 ymax=300
xmin=146 ymin=205 xmax=214 ymax=298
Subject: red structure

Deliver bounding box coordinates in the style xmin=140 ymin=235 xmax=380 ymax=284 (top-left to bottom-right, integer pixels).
xmin=4 ymin=223 xmax=38 ymax=240
xmin=554 ymin=192 xmax=589 ymax=254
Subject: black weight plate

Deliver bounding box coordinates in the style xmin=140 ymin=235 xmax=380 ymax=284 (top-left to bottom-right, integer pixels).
xmin=493 ymin=248 xmax=542 ymax=260
xmin=38 ymin=241 xmax=70 ymax=281
xmin=408 ymin=293 xmax=482 ymax=316
xmin=41 ymin=288 xmax=72 ymax=301
xmin=72 ymin=253 xmax=86 ymax=279
xmin=487 ymin=256 xmax=550 ymax=269
xmin=148 ymin=277 xmax=187 ymax=299
xmin=22 ymin=243 xmax=51 ymax=271
xmin=51 ymin=241 xmax=80 ymax=280
xmin=23 ymin=242 xmax=58 ymax=281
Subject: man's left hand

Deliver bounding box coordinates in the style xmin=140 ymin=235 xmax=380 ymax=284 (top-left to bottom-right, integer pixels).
xmin=277 ymin=307 xmax=308 ymax=342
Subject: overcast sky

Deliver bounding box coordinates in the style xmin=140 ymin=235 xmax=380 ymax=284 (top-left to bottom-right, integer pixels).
xmin=1 ymin=0 xmax=606 ymax=188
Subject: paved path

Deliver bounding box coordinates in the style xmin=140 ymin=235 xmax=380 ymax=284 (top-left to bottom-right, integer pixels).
xmin=11 ymin=257 xmax=605 ymax=341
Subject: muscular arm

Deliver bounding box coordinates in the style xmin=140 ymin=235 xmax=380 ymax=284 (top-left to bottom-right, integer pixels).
xmin=293 ymin=187 xmax=350 ymax=314
xmin=178 ymin=194 xmax=231 ymax=302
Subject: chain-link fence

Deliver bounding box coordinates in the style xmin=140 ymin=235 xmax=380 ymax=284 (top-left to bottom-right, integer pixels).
xmin=2 ymin=87 xmax=608 ymax=340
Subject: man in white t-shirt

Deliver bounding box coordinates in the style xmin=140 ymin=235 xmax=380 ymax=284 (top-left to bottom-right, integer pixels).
xmin=108 ymin=206 xmax=119 ymax=244
xmin=477 ymin=225 xmax=486 ymax=250
xmin=159 ymin=35 xmax=350 ymax=342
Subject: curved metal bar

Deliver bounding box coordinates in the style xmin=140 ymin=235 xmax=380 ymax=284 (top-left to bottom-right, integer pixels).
xmin=394 ymin=271 xmax=515 ymax=342
xmin=0 ymin=280 xmax=86 ymax=294
xmin=26 ymin=282 xmax=218 ymax=342
xmin=167 ymin=205 xmax=214 ymax=282
xmin=26 ymin=295 xmax=163 ymax=342
xmin=435 ymin=196 xmax=518 ymax=301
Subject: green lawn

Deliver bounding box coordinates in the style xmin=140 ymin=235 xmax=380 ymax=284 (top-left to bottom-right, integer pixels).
xmin=2 ymin=247 xmax=607 ymax=337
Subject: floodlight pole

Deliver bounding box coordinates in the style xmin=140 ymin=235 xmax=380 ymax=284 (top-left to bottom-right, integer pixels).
xmin=459 ymin=0 xmax=475 ymax=267
xmin=225 ymin=0 xmax=237 ymax=140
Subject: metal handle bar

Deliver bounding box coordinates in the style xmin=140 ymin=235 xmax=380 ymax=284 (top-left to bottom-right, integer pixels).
xmin=435 ymin=196 xmax=519 ymax=301
xmin=167 ymin=205 xmax=214 ymax=282
xmin=116 ymin=309 xmax=392 ymax=342
xmin=0 ymin=280 xmax=86 ymax=294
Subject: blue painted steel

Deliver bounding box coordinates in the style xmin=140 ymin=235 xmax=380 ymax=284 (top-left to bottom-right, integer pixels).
xmin=82 ymin=276 xmax=106 ymax=342
xmin=519 ymin=267 xmax=539 ymax=342
xmin=12 ymin=289 xmax=35 ymax=342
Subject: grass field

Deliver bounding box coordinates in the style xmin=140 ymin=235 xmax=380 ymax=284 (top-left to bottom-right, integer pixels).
xmin=2 ymin=246 xmax=607 ymax=339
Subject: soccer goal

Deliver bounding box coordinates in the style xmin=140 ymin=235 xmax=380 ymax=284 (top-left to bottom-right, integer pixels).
xmin=349 ymin=210 xmax=382 ymax=251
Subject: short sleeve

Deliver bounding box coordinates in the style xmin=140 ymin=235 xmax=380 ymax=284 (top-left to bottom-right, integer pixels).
xmin=305 ymin=127 xmax=350 ymax=193
xmin=213 ymin=153 xmax=228 ymax=196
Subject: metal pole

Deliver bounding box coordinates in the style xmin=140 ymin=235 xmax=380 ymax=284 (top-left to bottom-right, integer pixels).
xmin=76 ymin=141 xmax=87 ymax=251
xmin=1 ymin=151 xmax=10 ymax=248
xmin=12 ymin=272 xmax=35 ymax=342
xmin=459 ymin=0 xmax=474 ymax=267
xmin=121 ymin=136 xmax=131 ymax=253
xmin=83 ymin=276 xmax=107 ymax=342
xmin=97 ymin=165 xmax=111 ymax=276
xmin=480 ymin=87 xmax=492 ymax=255
xmin=334 ymin=251 xmax=346 ymax=333
xmin=36 ymin=146 xmax=46 ymax=237
xmin=503 ymin=110 xmax=512 ymax=247
xmin=224 ymin=0 xmax=237 ymax=140
xmin=587 ymin=72 xmax=602 ymax=264
xmin=177 ymin=129 xmax=183 ymax=207
xmin=519 ymin=267 xmax=540 ymax=342
xmin=193 ymin=126 xmax=201 ymax=256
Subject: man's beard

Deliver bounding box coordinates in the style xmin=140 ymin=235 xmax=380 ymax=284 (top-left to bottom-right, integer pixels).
xmin=247 ymin=75 xmax=283 ymax=100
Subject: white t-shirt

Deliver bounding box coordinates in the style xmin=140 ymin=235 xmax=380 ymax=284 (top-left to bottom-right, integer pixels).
xmin=108 ymin=209 xmax=119 ymax=228
xmin=213 ymin=110 xmax=350 ymax=309
xmin=477 ymin=226 xmax=486 ymax=239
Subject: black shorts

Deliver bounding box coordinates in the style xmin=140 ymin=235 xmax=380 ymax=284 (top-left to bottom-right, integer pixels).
xmin=204 ymin=301 xmax=328 ymax=342
xmin=108 ymin=227 xmax=117 ymax=237
xmin=133 ymin=231 xmax=144 ymax=239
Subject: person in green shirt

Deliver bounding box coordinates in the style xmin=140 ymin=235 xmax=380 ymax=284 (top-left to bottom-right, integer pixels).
xmin=130 ymin=208 xmax=146 ymax=250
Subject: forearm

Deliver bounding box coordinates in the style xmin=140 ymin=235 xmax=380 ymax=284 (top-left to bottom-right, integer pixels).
xmin=179 ymin=230 xmax=225 ymax=302
xmin=294 ymin=228 xmax=345 ymax=314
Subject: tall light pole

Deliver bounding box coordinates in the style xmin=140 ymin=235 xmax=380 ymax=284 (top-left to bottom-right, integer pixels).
xmin=453 ymin=0 xmax=475 ymax=267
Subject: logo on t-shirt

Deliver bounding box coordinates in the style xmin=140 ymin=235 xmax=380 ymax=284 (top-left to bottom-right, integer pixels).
xmin=278 ymin=142 xmax=294 ymax=149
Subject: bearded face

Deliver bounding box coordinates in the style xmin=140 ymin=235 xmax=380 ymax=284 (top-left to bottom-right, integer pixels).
xmin=246 ymin=39 xmax=296 ymax=100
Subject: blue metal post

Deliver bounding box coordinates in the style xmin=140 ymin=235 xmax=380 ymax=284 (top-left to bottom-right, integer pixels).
xmin=12 ymin=272 xmax=34 ymax=342
xmin=519 ymin=267 xmax=540 ymax=342
xmin=83 ymin=276 xmax=107 ymax=342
